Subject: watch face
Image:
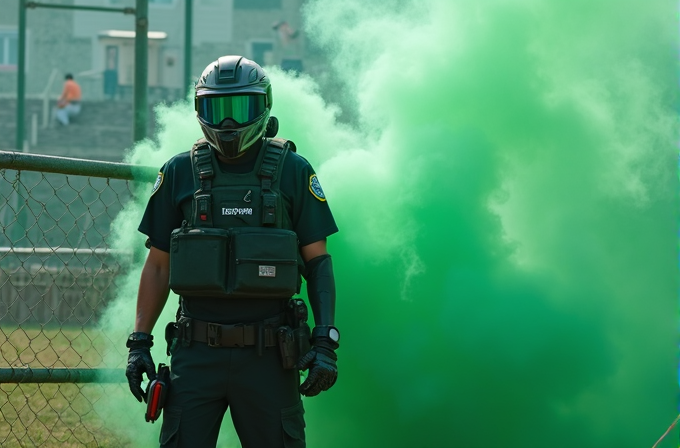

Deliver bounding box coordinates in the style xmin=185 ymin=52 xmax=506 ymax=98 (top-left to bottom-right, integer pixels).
xmin=329 ymin=327 xmax=340 ymax=342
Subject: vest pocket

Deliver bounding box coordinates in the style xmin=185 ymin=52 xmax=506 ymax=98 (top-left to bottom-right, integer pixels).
xmin=169 ymin=227 xmax=230 ymax=297
xmin=228 ymin=227 xmax=300 ymax=298
xmin=169 ymin=226 xmax=300 ymax=299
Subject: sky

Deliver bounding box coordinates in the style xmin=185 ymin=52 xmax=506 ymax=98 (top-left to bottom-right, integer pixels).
xmin=98 ymin=1 xmax=680 ymax=447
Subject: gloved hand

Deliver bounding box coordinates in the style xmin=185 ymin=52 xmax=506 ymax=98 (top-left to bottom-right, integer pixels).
xmin=125 ymin=332 xmax=156 ymax=403
xmin=296 ymin=337 xmax=338 ymax=397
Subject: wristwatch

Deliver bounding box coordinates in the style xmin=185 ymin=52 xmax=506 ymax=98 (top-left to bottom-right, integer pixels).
xmin=126 ymin=331 xmax=154 ymax=348
xmin=312 ymin=325 xmax=340 ymax=343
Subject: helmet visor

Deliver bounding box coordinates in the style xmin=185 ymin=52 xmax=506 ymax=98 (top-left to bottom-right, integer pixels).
xmin=196 ymin=94 xmax=267 ymax=127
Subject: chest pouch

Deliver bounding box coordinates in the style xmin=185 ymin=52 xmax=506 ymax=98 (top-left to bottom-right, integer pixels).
xmin=227 ymin=226 xmax=300 ymax=298
xmin=169 ymin=225 xmax=300 ymax=298
xmin=169 ymin=225 xmax=230 ymax=297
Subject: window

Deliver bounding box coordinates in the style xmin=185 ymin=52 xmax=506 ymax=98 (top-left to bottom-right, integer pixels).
xmin=251 ymin=42 xmax=274 ymax=67
xmin=0 ymin=30 xmax=18 ymax=68
xmin=234 ymin=0 xmax=281 ymax=9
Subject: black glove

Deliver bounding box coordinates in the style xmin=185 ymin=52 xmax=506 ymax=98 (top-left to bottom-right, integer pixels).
xmin=296 ymin=337 xmax=338 ymax=397
xmin=125 ymin=332 xmax=156 ymax=403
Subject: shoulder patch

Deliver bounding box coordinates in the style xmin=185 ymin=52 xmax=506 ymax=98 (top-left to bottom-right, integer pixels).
xmin=151 ymin=172 xmax=164 ymax=196
xmin=309 ymin=174 xmax=326 ymax=201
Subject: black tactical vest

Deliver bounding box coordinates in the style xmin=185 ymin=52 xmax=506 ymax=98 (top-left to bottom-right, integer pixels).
xmin=168 ymin=138 xmax=303 ymax=299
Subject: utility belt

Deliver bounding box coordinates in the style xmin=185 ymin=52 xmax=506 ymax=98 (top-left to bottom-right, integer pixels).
xmin=186 ymin=317 xmax=280 ymax=348
xmin=165 ymin=299 xmax=311 ymax=369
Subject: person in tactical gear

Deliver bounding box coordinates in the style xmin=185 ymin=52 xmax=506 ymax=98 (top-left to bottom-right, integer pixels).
xmin=125 ymin=55 xmax=340 ymax=448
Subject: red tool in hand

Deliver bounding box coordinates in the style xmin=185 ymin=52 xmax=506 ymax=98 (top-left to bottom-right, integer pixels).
xmin=145 ymin=363 xmax=170 ymax=423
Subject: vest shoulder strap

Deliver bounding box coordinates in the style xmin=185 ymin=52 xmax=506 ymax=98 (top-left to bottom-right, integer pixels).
xmin=190 ymin=138 xmax=214 ymax=183
xmin=269 ymin=137 xmax=297 ymax=153
xmin=259 ymin=138 xmax=293 ymax=226
xmin=190 ymin=138 xmax=214 ymax=226
xmin=259 ymin=138 xmax=294 ymax=181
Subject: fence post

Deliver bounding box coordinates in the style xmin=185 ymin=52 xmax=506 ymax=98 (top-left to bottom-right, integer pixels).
xmin=31 ymin=113 xmax=38 ymax=147
xmin=16 ymin=0 xmax=27 ymax=151
xmin=133 ymin=0 xmax=149 ymax=143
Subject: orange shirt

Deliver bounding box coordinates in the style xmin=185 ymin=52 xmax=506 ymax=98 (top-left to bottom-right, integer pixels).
xmin=60 ymin=79 xmax=82 ymax=103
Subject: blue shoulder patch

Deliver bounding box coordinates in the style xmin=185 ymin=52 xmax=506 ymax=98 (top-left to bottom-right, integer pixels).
xmin=151 ymin=172 xmax=164 ymax=196
xmin=309 ymin=174 xmax=326 ymax=201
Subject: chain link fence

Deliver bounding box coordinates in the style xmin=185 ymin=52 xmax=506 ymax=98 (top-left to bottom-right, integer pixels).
xmin=0 ymin=151 xmax=156 ymax=447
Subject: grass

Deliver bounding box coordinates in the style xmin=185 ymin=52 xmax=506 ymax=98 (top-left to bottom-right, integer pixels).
xmin=0 ymin=326 xmax=123 ymax=370
xmin=0 ymin=326 xmax=132 ymax=448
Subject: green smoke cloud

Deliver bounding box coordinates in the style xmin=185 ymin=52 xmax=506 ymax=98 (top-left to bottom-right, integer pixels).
xmin=98 ymin=1 xmax=679 ymax=447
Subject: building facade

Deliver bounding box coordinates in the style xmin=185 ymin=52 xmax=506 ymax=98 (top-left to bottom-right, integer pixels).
xmin=0 ymin=0 xmax=311 ymax=102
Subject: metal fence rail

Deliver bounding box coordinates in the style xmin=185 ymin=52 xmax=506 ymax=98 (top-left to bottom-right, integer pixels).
xmin=0 ymin=150 xmax=156 ymax=447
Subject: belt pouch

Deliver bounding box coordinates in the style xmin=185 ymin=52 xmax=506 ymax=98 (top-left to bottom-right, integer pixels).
xmin=293 ymin=322 xmax=311 ymax=358
xmin=228 ymin=227 xmax=300 ymax=298
xmin=169 ymin=227 xmax=230 ymax=297
xmin=164 ymin=322 xmax=179 ymax=356
xmin=178 ymin=317 xmax=192 ymax=347
xmin=277 ymin=326 xmax=297 ymax=369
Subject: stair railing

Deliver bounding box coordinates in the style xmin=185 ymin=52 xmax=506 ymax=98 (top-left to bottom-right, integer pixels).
xmin=41 ymin=68 xmax=60 ymax=129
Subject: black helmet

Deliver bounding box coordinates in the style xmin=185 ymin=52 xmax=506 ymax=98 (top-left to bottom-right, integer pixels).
xmin=195 ymin=55 xmax=272 ymax=159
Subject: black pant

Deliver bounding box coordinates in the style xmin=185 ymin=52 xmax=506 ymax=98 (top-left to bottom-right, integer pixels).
xmin=159 ymin=341 xmax=305 ymax=448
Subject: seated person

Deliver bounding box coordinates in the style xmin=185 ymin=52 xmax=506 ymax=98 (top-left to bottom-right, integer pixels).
xmin=54 ymin=73 xmax=82 ymax=126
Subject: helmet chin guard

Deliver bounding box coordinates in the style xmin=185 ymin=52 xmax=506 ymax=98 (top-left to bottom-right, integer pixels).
xmin=199 ymin=110 xmax=270 ymax=158
xmin=195 ymin=55 xmax=273 ymax=159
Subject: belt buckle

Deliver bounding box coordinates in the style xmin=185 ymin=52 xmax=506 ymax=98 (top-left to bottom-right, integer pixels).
xmin=207 ymin=323 xmax=221 ymax=347
xmin=234 ymin=324 xmax=245 ymax=347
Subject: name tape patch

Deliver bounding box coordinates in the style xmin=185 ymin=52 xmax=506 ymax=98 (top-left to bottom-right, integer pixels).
xmin=259 ymin=265 xmax=276 ymax=277
xmin=309 ymin=174 xmax=326 ymax=201
xmin=222 ymin=208 xmax=253 ymax=216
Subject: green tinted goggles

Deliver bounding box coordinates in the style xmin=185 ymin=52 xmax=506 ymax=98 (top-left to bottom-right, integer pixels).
xmin=196 ymin=94 xmax=267 ymax=127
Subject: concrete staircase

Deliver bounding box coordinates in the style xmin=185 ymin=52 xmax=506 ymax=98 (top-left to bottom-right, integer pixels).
xmin=0 ymin=98 xmax=159 ymax=162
